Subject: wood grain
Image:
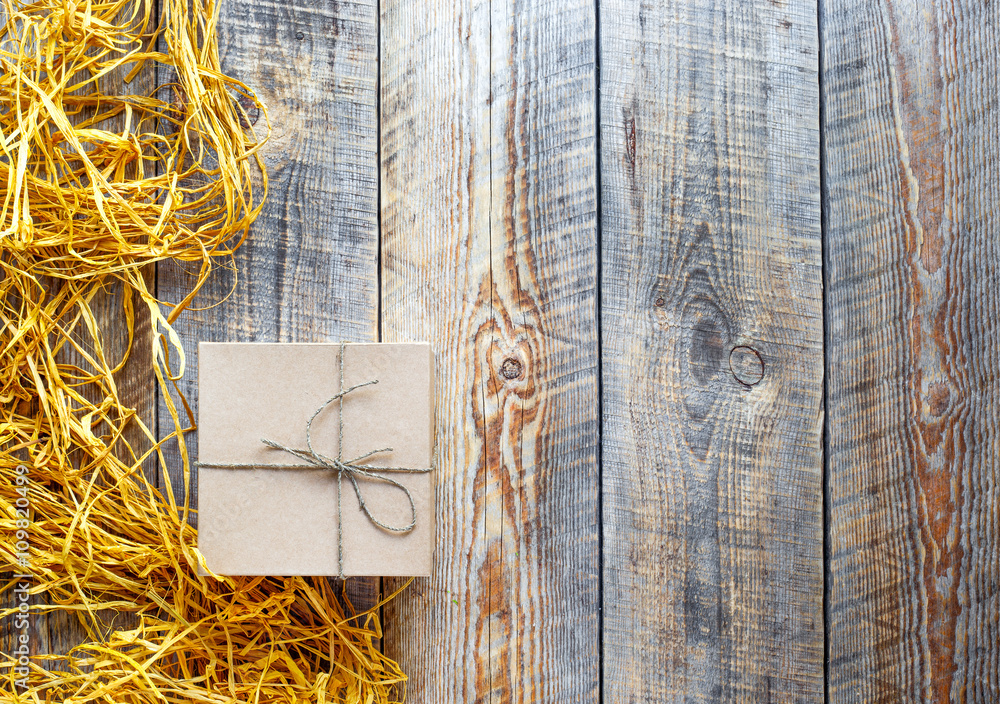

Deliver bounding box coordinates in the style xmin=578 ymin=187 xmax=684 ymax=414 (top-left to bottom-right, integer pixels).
xmin=822 ymin=0 xmax=1000 ymax=701
xmin=155 ymin=0 xmax=381 ymax=608
xmin=600 ymin=0 xmax=825 ymax=701
xmin=379 ymin=0 xmax=600 ymax=701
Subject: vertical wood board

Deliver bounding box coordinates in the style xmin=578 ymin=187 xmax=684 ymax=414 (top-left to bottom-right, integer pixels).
xmin=822 ymin=0 xmax=1000 ymax=700
xmin=155 ymin=0 xmax=382 ymax=607
xmin=600 ymin=0 xmax=825 ymax=701
xmin=6 ymin=5 xmax=160 ymax=662
xmin=380 ymin=0 xmax=601 ymax=701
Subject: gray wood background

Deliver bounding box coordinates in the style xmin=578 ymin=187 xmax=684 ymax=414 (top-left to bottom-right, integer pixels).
xmin=822 ymin=0 xmax=999 ymax=701
xmin=9 ymin=0 xmax=998 ymax=702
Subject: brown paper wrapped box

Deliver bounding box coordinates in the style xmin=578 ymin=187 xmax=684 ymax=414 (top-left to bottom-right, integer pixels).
xmin=197 ymin=342 xmax=434 ymax=577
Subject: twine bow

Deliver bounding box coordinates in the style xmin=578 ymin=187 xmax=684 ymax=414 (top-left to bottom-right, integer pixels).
xmin=200 ymin=341 xmax=432 ymax=578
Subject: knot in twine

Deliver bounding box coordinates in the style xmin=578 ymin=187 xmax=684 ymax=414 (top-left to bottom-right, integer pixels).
xmin=200 ymin=341 xmax=432 ymax=579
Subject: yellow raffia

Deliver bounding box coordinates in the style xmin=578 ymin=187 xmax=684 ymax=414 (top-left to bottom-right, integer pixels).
xmin=0 ymin=0 xmax=407 ymax=701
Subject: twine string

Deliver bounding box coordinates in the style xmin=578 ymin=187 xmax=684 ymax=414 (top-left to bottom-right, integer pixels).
xmin=199 ymin=342 xmax=432 ymax=578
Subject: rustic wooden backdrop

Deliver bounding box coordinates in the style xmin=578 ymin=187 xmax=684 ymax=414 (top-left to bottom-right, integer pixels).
xmin=9 ymin=0 xmax=999 ymax=701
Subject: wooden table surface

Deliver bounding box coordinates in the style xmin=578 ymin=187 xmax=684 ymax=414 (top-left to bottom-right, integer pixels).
xmin=14 ymin=0 xmax=999 ymax=701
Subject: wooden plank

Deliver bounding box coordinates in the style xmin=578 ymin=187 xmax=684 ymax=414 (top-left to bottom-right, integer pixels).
xmin=156 ymin=0 xmax=381 ymax=609
xmin=11 ymin=4 xmax=160 ymax=663
xmin=35 ymin=268 xmax=157 ymax=662
xmin=822 ymin=1 xmax=1000 ymax=701
xmin=380 ymin=0 xmax=600 ymax=701
xmin=600 ymin=0 xmax=824 ymax=701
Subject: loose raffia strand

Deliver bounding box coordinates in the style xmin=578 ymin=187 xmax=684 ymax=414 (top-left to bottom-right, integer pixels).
xmin=0 ymin=2 xmax=409 ymax=702
xmin=198 ymin=341 xmax=432 ymax=579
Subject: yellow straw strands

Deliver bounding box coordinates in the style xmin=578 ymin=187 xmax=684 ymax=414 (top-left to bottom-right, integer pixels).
xmin=0 ymin=1 xmax=407 ymax=701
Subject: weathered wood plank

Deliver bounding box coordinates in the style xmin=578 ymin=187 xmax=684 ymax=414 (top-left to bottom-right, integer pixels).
xmin=34 ymin=269 xmax=157 ymax=662
xmin=380 ymin=0 xmax=600 ymax=701
xmin=600 ymin=0 xmax=825 ymax=701
xmin=16 ymin=4 xmax=160 ymax=662
xmin=156 ymin=0 xmax=381 ymax=609
xmin=822 ymin=1 xmax=1000 ymax=701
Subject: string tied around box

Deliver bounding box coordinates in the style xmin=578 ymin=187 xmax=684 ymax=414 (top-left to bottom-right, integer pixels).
xmin=198 ymin=341 xmax=432 ymax=579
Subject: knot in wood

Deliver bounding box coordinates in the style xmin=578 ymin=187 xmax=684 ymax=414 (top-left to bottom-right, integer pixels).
xmin=500 ymin=357 xmax=523 ymax=380
xmin=729 ymin=345 xmax=764 ymax=386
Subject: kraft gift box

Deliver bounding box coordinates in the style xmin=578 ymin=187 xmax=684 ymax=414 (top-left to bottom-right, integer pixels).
xmin=196 ymin=342 xmax=435 ymax=577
